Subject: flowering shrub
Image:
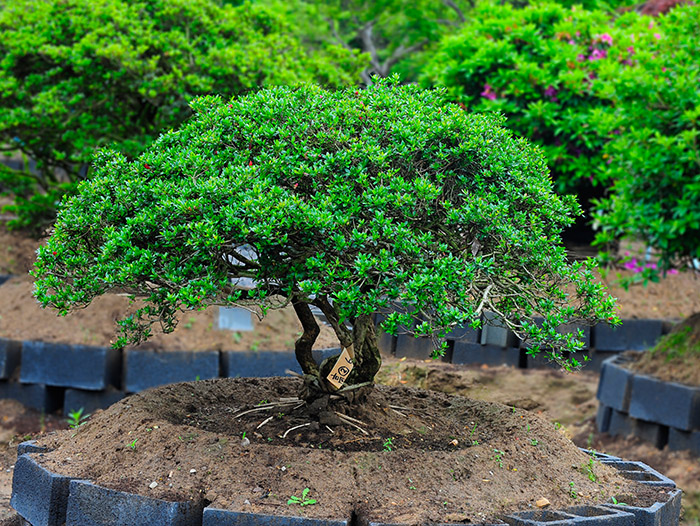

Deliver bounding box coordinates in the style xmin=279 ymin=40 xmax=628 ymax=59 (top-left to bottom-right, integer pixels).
xmin=33 ymin=79 xmax=617 ymax=390
xmin=0 ymin=0 xmax=364 ymax=233
xmin=421 ymin=1 xmax=695 ymax=205
xmin=591 ymin=5 xmax=700 ymax=280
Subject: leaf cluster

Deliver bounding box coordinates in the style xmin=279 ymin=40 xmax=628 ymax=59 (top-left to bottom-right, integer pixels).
xmin=33 ymin=78 xmax=617 ymax=368
xmin=0 ymin=0 xmax=364 ymax=232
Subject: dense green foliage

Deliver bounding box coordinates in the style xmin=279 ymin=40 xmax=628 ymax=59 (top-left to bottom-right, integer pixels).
xmin=423 ymin=2 xmax=697 ymax=200
xmin=0 ymin=0 xmax=363 ymax=232
xmin=422 ymin=1 xmax=623 ymax=194
xmin=34 ymin=79 xmax=617 ymax=386
xmin=591 ymin=5 xmax=700 ymax=279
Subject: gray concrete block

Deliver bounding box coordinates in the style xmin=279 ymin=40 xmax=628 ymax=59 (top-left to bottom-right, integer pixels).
xmin=632 ymin=419 xmax=669 ymax=449
xmin=203 ymin=508 xmax=348 ymax=526
xmin=601 ymin=460 xmax=675 ymax=487
xmin=505 ymin=505 xmax=636 ymax=525
xmin=64 ymin=387 xmax=126 ymax=415
xmin=66 ymin=480 xmax=203 ymax=526
xmin=628 ymin=373 xmax=700 ymax=431
xmin=395 ymin=334 xmax=438 ymax=361
xmin=596 ymin=355 xmax=635 ymax=412
xmin=608 ymin=409 xmax=634 ymax=438
xmin=596 ymin=405 xmax=612 ymax=433
xmin=376 ymin=330 xmax=397 ymax=357
xmin=668 ymin=427 xmax=700 ymax=455
xmin=0 ymin=339 xmax=21 ymax=379
xmin=452 ymin=342 xmax=520 ymax=367
xmin=11 ymin=454 xmax=84 ymax=526
xmin=445 ymin=324 xmax=480 ymax=343
xmin=221 ymin=348 xmax=341 ymax=378
xmin=17 ymin=440 xmax=49 ymax=456
xmin=603 ymin=488 xmax=681 ymax=526
xmin=593 ymin=320 xmax=663 ymax=351
xmin=0 ymin=381 xmax=63 ymax=413
xmin=20 ymin=341 xmax=121 ymax=390
xmin=480 ymin=311 xmax=518 ymax=348
xmin=124 ymin=350 xmax=219 ymax=392
xmin=222 ymin=350 xmax=303 ymax=377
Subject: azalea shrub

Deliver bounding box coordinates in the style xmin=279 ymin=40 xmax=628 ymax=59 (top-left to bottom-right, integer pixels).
xmin=33 ymin=78 xmax=617 ymax=394
xmin=0 ymin=0 xmax=364 ymax=233
xmin=591 ymin=4 xmax=700 ymax=282
xmin=421 ymin=2 xmax=693 ymax=202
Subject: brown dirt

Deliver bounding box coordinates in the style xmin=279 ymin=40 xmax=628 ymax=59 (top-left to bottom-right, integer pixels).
xmin=30 ymin=377 xmax=650 ymax=524
xmin=630 ymin=313 xmax=700 ymax=386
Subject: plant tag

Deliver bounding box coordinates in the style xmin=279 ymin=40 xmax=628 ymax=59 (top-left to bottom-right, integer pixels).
xmin=326 ymin=346 xmax=354 ymax=389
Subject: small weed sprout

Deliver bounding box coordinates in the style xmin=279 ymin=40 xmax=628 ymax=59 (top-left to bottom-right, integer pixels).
xmin=127 ymin=438 xmax=138 ymax=450
xmin=530 ymin=439 xmax=539 ymax=446
xmin=492 ymin=449 xmax=505 ymax=468
xmin=383 ymin=437 xmax=394 ymax=452
xmin=569 ymin=481 xmax=578 ymax=499
xmin=287 ymin=488 xmax=316 ymax=507
xmin=583 ymin=457 xmax=598 ymax=482
xmin=66 ymin=408 xmax=90 ymax=429
xmin=469 ymin=423 xmax=479 ymax=446
xmin=611 ymin=496 xmax=628 ymax=506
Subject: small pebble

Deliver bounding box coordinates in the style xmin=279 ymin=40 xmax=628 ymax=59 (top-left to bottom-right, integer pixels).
xmin=149 ymin=482 xmax=158 ymax=489
xmin=280 ymin=466 xmax=286 ymax=472
xmin=190 ymin=469 xmax=197 ymax=474
xmin=244 ymin=499 xmax=251 ymax=505
xmin=241 ymin=437 xmax=251 ymax=447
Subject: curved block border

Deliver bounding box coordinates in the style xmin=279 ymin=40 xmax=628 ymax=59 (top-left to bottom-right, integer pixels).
xmin=597 ymin=355 xmax=700 ymax=455
xmin=10 ymin=442 xmax=680 ymax=526
xmin=0 ymin=314 xmax=673 ymax=417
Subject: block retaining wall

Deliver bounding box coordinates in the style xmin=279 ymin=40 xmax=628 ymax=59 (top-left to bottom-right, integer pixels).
xmin=596 ymin=354 xmax=700 ymax=456
xmin=10 ymin=442 xmax=681 ymax=526
xmin=0 ymin=314 xmax=672 ymax=417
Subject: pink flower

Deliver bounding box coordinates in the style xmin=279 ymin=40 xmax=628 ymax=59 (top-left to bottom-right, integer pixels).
xmin=480 ymin=83 xmax=497 ymax=101
xmin=627 ymin=45 xmax=635 ymax=55
xmin=577 ymin=54 xmax=586 ymax=62
xmin=544 ymin=85 xmax=558 ymax=101
xmin=645 ymin=263 xmax=658 ymax=270
xmin=568 ymin=39 xmax=576 ymax=45
xmin=654 ymin=33 xmax=662 ymax=40
xmin=624 ymin=258 xmax=638 ymax=271
xmin=598 ymin=33 xmax=614 ymax=45
xmin=668 ymin=269 xmax=679 ymax=275
xmin=588 ymin=49 xmax=607 ymax=61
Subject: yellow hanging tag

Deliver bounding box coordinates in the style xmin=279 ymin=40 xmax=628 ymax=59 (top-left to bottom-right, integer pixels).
xmin=326 ymin=345 xmax=354 ymax=389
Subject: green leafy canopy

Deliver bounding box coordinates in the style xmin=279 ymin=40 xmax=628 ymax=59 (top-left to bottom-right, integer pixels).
xmin=33 ymin=78 xmax=618 ymax=371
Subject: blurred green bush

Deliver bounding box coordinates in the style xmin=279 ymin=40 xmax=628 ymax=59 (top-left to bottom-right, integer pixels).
xmin=0 ymin=0 xmax=364 ymax=233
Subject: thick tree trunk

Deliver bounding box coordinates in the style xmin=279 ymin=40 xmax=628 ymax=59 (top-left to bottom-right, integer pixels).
xmin=292 ymin=299 xmax=320 ymax=377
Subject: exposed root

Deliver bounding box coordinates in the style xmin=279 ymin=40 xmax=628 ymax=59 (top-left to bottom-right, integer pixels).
xmin=335 ymin=412 xmax=369 ymax=436
xmin=283 ymin=422 xmax=311 ymax=438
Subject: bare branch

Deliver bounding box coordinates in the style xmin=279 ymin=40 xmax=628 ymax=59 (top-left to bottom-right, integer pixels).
xmin=443 ymin=0 xmax=468 ymax=21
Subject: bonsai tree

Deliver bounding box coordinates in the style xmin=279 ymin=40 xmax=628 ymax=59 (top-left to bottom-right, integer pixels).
xmin=33 ymin=78 xmax=617 ymax=401
xmin=0 ymin=0 xmax=364 ymax=233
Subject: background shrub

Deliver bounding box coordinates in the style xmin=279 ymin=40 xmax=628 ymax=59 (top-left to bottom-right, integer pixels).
xmin=591 ymin=4 xmax=700 ymax=279
xmin=0 ymin=0 xmax=364 ymax=233
xmin=421 ymin=1 xmax=695 ymax=240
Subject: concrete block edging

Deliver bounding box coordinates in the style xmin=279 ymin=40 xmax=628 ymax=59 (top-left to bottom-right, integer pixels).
xmin=10 ymin=442 xmax=680 ymax=526
xmin=596 ymin=355 xmax=700 ymax=455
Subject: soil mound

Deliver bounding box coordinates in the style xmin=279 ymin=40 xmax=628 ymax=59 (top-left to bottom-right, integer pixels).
xmin=631 ymin=312 xmax=700 ymax=386
xmin=34 ymin=377 xmax=642 ymax=524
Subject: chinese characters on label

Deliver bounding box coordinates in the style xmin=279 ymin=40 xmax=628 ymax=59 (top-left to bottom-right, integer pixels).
xmin=326 ymin=347 xmax=354 ymax=389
